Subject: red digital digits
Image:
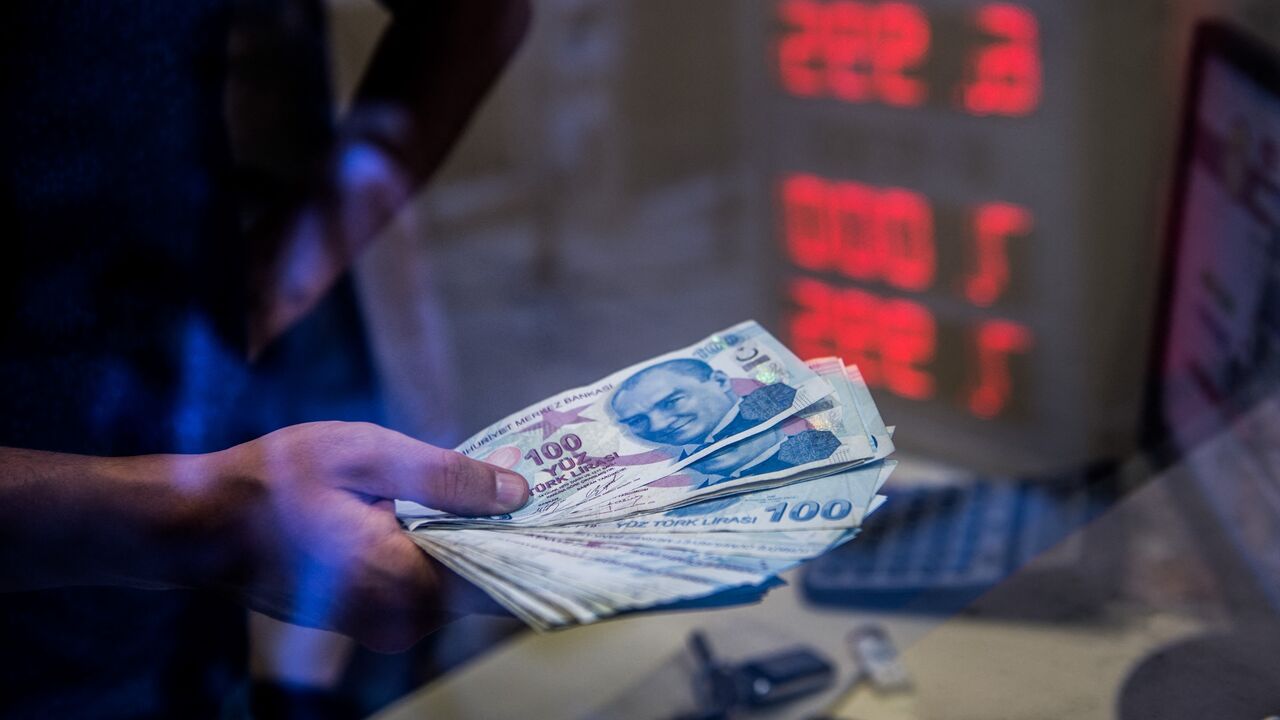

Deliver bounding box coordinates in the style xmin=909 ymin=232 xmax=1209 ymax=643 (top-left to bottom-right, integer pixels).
xmin=777 ymin=1 xmax=1041 ymax=116
xmin=878 ymin=188 xmax=934 ymax=291
xmin=967 ymin=320 xmax=1032 ymax=418
xmin=782 ymin=173 xmax=1038 ymax=418
xmin=965 ymin=202 xmax=1032 ymax=306
xmin=778 ymin=0 xmax=829 ymax=97
xmin=777 ymin=0 xmax=929 ymax=107
xmin=830 ymin=181 xmax=879 ymax=280
xmin=781 ymin=174 xmax=936 ymax=292
xmin=787 ymin=276 xmax=840 ymax=360
xmin=782 ymin=174 xmax=834 ymax=270
xmin=962 ymin=3 xmax=1042 ymax=116
xmin=824 ymin=0 xmax=875 ymax=101
xmin=879 ymin=296 xmax=936 ymax=399
xmin=787 ymin=278 xmax=937 ymax=400
xmin=874 ymin=3 xmax=931 ymax=106
xmin=833 ymin=286 xmax=882 ymax=385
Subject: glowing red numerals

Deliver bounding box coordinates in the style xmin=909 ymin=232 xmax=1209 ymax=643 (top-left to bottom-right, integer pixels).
xmin=778 ymin=0 xmax=829 ymax=96
xmin=880 ymin=296 xmax=937 ymax=399
xmin=967 ymin=320 xmax=1033 ymax=418
xmin=782 ymin=174 xmax=834 ymax=269
xmin=879 ymin=189 xmax=935 ymax=290
xmin=789 ymin=278 xmax=937 ymax=400
xmin=782 ymin=173 xmax=1036 ymax=418
xmin=790 ymin=278 xmax=1032 ymax=413
xmin=964 ymin=202 xmax=1032 ymax=306
xmin=782 ymin=174 xmax=936 ymax=292
xmin=962 ymin=3 xmax=1042 ymax=116
xmin=778 ymin=0 xmax=929 ymax=107
xmin=777 ymin=1 xmax=1042 ymax=116
xmin=874 ymin=3 xmax=931 ymax=106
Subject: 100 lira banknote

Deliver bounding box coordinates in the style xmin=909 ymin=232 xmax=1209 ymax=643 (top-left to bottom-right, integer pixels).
xmin=399 ymin=321 xmax=836 ymax=528
xmin=560 ymin=357 xmax=885 ymax=522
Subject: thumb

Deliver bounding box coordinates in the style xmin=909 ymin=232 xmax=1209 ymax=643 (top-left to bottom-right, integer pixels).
xmin=404 ymin=445 xmax=530 ymax=516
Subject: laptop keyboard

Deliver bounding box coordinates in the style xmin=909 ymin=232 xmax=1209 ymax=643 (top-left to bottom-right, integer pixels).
xmin=803 ymin=474 xmax=1113 ymax=611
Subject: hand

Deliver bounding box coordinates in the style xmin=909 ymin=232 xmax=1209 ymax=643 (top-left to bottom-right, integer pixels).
xmin=207 ymin=421 xmax=528 ymax=652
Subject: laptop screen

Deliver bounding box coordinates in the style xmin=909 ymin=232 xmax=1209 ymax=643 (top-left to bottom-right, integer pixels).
xmin=1156 ymin=24 xmax=1280 ymax=454
xmin=1150 ymin=21 xmax=1280 ymax=612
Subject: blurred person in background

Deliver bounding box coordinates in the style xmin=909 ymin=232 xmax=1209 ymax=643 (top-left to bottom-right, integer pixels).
xmin=0 ymin=1 xmax=530 ymax=716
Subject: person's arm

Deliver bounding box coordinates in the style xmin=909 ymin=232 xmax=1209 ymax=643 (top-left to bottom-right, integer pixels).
xmin=0 ymin=421 xmax=528 ymax=652
xmin=247 ymin=0 xmax=532 ymax=354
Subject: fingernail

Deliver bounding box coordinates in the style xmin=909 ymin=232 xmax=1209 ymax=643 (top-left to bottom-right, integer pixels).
xmin=495 ymin=471 xmax=529 ymax=510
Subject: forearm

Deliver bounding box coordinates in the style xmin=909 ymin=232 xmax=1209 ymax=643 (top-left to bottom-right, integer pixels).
xmin=0 ymin=448 xmax=256 ymax=593
xmin=0 ymin=422 xmax=530 ymax=648
xmin=351 ymin=0 xmax=532 ymax=185
xmin=246 ymin=1 xmax=529 ymax=352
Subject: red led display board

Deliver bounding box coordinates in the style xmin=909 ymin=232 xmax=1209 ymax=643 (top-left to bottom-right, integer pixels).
xmin=757 ymin=0 xmax=1151 ymax=468
xmin=776 ymin=0 xmax=1042 ymax=116
xmin=769 ymin=0 xmax=1048 ymax=425
xmin=781 ymin=174 xmax=936 ymax=291
xmin=780 ymin=173 xmax=1034 ymax=419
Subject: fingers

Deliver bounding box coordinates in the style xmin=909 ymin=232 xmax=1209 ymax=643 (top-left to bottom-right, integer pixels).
xmin=406 ymin=446 xmax=530 ymax=516
xmin=275 ymin=422 xmax=531 ymax=516
xmin=320 ymin=535 xmax=449 ymax=654
xmin=356 ymin=555 xmax=511 ymax=652
xmin=344 ymin=429 xmax=527 ymax=516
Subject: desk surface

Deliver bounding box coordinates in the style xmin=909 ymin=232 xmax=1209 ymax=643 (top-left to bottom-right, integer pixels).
xmin=373 ymin=568 xmax=943 ymax=720
xmin=374 ymin=462 xmax=1252 ymax=720
xmin=374 ymin=583 xmax=1204 ymax=720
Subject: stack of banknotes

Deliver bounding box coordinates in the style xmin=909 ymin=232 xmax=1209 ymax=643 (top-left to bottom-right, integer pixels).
xmin=397 ymin=321 xmax=895 ymax=630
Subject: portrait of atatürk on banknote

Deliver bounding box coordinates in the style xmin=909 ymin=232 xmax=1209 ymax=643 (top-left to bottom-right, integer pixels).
xmin=608 ymin=358 xmax=839 ymax=488
xmin=609 ymin=358 xmax=799 ymax=452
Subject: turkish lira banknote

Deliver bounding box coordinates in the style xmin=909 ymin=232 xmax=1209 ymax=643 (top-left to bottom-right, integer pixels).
xmin=399 ymin=321 xmax=839 ymax=528
xmin=559 ymin=358 xmax=888 ymax=522
xmin=398 ymin=321 xmax=896 ymax=630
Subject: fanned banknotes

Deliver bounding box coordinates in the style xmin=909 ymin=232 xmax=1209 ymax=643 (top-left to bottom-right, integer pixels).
xmin=398 ymin=321 xmax=896 ymax=630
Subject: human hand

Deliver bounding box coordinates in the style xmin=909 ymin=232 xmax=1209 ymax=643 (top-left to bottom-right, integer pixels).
xmin=206 ymin=421 xmax=528 ymax=652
